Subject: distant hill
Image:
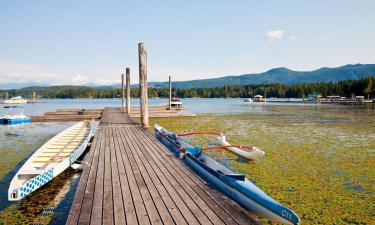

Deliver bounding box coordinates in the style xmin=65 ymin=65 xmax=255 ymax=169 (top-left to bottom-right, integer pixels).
xmin=0 ymin=82 xmax=50 ymax=90
xmin=1 ymin=64 xmax=374 ymax=90
xmin=145 ymin=64 xmax=375 ymax=88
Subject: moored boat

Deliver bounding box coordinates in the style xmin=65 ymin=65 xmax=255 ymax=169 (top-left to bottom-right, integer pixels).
xmin=3 ymin=96 xmax=28 ymax=104
xmin=2 ymin=106 xmax=30 ymax=125
xmin=171 ymin=97 xmax=183 ymax=109
xmin=155 ymin=124 xmax=300 ymax=225
xmin=8 ymin=121 xmax=96 ymax=201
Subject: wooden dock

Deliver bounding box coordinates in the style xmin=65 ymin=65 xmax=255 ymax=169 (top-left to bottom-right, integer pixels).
xmin=30 ymin=106 xmax=196 ymax=122
xmin=66 ymin=107 xmax=259 ymax=225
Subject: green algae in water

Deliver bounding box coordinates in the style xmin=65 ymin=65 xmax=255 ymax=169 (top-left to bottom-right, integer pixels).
xmin=149 ymin=107 xmax=375 ymax=224
xmin=0 ymin=169 xmax=79 ymax=225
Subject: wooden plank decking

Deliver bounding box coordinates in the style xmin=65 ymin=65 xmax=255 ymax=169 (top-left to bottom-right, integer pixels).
xmin=66 ymin=107 xmax=260 ymax=225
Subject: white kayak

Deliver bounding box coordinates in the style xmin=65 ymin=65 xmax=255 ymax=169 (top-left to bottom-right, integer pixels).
xmin=8 ymin=121 xmax=96 ymax=201
xmin=216 ymin=135 xmax=265 ymax=160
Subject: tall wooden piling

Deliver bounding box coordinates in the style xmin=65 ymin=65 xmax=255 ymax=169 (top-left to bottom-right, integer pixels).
xmin=121 ymin=74 xmax=125 ymax=111
xmin=32 ymin=91 xmax=36 ymax=103
xmin=126 ymin=68 xmax=131 ymax=114
xmin=168 ymin=76 xmax=172 ymax=110
xmin=138 ymin=43 xmax=149 ymax=127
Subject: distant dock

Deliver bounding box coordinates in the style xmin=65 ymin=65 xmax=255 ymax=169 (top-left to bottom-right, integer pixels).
xmin=66 ymin=107 xmax=259 ymax=225
xmin=30 ymin=106 xmax=196 ymax=122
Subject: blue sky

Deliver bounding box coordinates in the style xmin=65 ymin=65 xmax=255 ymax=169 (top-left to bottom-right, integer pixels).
xmin=0 ymin=0 xmax=374 ymax=85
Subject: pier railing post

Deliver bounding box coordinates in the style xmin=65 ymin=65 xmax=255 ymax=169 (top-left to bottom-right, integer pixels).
xmin=126 ymin=68 xmax=131 ymax=114
xmin=138 ymin=43 xmax=149 ymax=127
xmin=121 ymin=74 xmax=125 ymax=111
xmin=168 ymin=76 xmax=172 ymax=110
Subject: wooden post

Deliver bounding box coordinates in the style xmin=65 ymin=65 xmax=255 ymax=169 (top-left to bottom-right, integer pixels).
xmin=32 ymin=91 xmax=36 ymax=103
xmin=126 ymin=68 xmax=131 ymax=114
xmin=168 ymin=76 xmax=172 ymax=110
xmin=121 ymin=74 xmax=125 ymax=111
xmin=138 ymin=43 xmax=149 ymax=127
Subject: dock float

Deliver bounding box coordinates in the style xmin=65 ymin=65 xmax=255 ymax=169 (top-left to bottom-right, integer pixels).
xmin=66 ymin=107 xmax=259 ymax=225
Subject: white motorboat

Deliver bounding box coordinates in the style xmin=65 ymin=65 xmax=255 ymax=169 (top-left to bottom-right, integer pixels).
xmin=3 ymin=96 xmax=28 ymax=104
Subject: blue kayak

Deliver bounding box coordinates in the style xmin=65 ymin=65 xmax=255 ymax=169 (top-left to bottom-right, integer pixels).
xmin=154 ymin=124 xmax=300 ymax=225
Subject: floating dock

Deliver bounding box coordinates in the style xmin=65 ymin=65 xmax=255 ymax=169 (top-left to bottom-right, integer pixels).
xmin=66 ymin=107 xmax=259 ymax=225
xmin=30 ymin=106 xmax=196 ymax=122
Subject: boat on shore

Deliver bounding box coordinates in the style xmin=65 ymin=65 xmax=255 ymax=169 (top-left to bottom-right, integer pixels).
xmin=8 ymin=121 xmax=96 ymax=201
xmin=3 ymin=96 xmax=28 ymax=104
xmin=154 ymin=124 xmax=300 ymax=225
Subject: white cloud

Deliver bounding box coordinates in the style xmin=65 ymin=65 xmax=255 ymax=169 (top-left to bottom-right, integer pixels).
xmin=71 ymin=73 xmax=89 ymax=85
xmin=94 ymin=78 xmax=119 ymax=85
xmin=0 ymin=61 xmax=57 ymax=84
xmin=266 ymin=30 xmax=285 ymax=41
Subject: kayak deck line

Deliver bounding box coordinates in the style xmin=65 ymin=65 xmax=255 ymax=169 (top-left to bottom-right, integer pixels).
xmin=66 ymin=107 xmax=260 ymax=225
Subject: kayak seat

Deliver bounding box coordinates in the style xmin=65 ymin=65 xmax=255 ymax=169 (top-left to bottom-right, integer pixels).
xmin=225 ymin=173 xmax=246 ymax=181
xmin=185 ymin=147 xmax=202 ymax=157
xmin=217 ymin=170 xmax=246 ymax=181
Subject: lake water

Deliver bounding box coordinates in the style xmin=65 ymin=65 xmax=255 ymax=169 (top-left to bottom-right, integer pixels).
xmin=0 ymin=99 xmax=374 ymax=224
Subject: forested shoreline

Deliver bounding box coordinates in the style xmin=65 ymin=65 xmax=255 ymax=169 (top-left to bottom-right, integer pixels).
xmin=1 ymin=77 xmax=374 ymax=99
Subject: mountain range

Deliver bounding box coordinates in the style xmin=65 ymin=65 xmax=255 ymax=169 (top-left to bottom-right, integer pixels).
xmin=144 ymin=64 xmax=375 ymax=88
xmin=1 ymin=64 xmax=374 ymax=90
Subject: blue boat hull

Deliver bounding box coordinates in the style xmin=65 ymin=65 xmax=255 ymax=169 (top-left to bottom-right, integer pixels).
xmin=4 ymin=117 xmax=30 ymax=125
xmin=155 ymin=125 xmax=300 ymax=225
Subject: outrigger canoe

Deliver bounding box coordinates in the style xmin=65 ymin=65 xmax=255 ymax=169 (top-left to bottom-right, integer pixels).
xmin=155 ymin=124 xmax=300 ymax=225
xmin=8 ymin=121 xmax=96 ymax=201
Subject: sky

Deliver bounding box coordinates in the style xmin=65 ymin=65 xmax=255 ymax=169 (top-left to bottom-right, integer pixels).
xmin=0 ymin=0 xmax=375 ymax=85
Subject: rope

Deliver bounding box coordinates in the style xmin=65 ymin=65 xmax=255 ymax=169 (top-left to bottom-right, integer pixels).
xmin=202 ymin=145 xmax=253 ymax=150
xmin=176 ymin=131 xmax=222 ymax=136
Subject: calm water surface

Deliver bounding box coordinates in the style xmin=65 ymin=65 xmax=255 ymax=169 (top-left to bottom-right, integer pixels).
xmin=0 ymin=99 xmax=374 ymax=224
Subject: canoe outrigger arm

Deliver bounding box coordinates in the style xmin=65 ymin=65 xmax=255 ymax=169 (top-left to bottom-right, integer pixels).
xmin=174 ymin=130 xmax=265 ymax=160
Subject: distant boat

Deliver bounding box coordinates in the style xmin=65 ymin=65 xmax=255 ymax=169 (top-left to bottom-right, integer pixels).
xmin=8 ymin=121 xmax=96 ymax=201
xmin=171 ymin=97 xmax=183 ymax=109
xmin=243 ymin=98 xmax=253 ymax=103
xmin=2 ymin=106 xmax=30 ymax=125
xmin=3 ymin=96 xmax=28 ymax=104
xmin=253 ymin=95 xmax=265 ymax=102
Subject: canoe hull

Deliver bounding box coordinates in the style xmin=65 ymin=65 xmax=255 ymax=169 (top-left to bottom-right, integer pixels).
xmin=8 ymin=121 xmax=95 ymax=201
